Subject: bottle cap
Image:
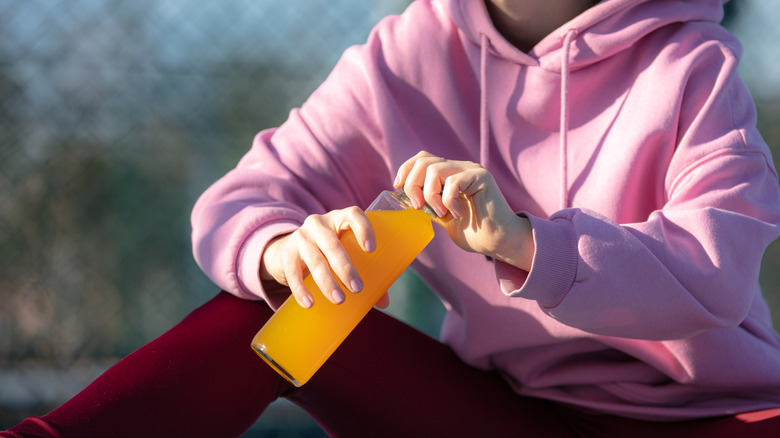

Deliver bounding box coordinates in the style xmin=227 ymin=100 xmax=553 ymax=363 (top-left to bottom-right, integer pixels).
xmin=367 ymin=190 xmax=437 ymax=219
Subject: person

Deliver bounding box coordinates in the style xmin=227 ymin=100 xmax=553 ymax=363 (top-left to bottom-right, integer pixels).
xmin=5 ymin=0 xmax=780 ymax=436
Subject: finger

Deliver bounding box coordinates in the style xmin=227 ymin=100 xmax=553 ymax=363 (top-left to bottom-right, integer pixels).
xmin=442 ymin=165 xmax=492 ymax=206
xmin=374 ymin=291 xmax=390 ymax=309
xmin=403 ymin=154 xmax=443 ymax=210
xmin=298 ymin=217 xmax=349 ymax=305
xmin=423 ymin=164 xmax=446 ymax=217
xmin=452 ymin=167 xmax=491 ymax=196
xmin=299 ymin=237 xmax=347 ymax=305
xmin=424 ymin=159 xmax=482 ymax=218
xmin=339 ymin=206 xmax=375 ymax=255
xmin=325 ymin=207 xmax=371 ymax=293
xmin=394 ymin=150 xmax=434 ymax=189
xmin=281 ymin=237 xmax=314 ymax=308
xmin=441 ymin=174 xmax=467 ymax=219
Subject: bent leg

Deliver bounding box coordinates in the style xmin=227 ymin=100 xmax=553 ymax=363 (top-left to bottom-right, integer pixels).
xmin=5 ymin=291 xmax=555 ymax=438
xmin=4 ymin=292 xmax=287 ymax=438
xmin=291 ymin=309 xmax=574 ymax=438
xmin=9 ymin=290 xmax=777 ymax=438
xmin=286 ymin=309 xmax=780 ymax=438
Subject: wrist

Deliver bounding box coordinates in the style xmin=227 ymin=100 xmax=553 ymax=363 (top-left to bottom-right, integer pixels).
xmin=259 ymin=233 xmax=289 ymax=283
xmin=492 ymin=215 xmax=534 ymax=272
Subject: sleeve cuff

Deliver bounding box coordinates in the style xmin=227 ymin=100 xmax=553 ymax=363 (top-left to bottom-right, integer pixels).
xmin=495 ymin=213 xmax=579 ymax=309
xmin=237 ymin=219 xmax=301 ymax=306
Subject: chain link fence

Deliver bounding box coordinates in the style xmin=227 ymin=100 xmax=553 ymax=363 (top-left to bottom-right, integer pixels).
xmin=1 ymin=0 xmax=778 ymax=435
xmin=0 ymin=0 xmax=414 ymax=434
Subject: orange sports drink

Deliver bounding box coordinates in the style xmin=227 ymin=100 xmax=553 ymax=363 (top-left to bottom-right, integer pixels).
xmin=251 ymin=191 xmax=436 ymax=386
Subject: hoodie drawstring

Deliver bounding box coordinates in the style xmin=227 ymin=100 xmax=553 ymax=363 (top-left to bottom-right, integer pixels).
xmin=559 ymin=29 xmax=577 ymax=210
xmin=478 ymin=29 xmax=577 ymax=210
xmin=479 ymin=33 xmax=490 ymax=169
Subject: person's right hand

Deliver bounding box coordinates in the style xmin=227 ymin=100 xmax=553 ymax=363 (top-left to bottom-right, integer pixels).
xmin=259 ymin=207 xmax=377 ymax=309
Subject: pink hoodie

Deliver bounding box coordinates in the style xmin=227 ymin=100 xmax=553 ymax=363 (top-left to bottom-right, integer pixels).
xmin=192 ymin=0 xmax=780 ymax=420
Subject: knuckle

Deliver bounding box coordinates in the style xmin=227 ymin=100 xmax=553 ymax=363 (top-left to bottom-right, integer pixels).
xmin=301 ymin=214 xmax=321 ymax=229
xmin=307 ymin=258 xmax=332 ymax=278
xmin=329 ymin=258 xmax=353 ymax=277
xmin=287 ymin=229 xmax=305 ymax=247
xmin=423 ymin=184 xmax=441 ymax=196
xmin=444 ymin=174 xmax=460 ymax=186
xmin=344 ymin=205 xmax=363 ymax=217
xmin=318 ymin=237 xmax=342 ymax=254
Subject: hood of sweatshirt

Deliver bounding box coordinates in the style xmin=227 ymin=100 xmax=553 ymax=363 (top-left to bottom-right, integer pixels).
xmin=446 ymin=0 xmax=727 ymax=69
xmin=443 ymin=0 xmax=728 ymax=209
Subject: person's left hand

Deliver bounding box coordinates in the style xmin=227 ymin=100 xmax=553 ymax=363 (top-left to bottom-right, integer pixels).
xmin=393 ymin=151 xmax=534 ymax=271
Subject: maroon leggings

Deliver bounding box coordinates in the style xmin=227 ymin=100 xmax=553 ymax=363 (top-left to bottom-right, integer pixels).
xmin=4 ymin=291 xmax=780 ymax=437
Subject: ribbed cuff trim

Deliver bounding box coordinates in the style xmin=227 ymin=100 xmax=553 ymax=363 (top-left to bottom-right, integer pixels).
xmin=237 ymin=219 xmax=301 ymax=301
xmin=497 ymin=213 xmax=578 ymax=309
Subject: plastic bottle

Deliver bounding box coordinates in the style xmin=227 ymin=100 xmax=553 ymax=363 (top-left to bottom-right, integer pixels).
xmin=251 ymin=190 xmax=436 ymax=386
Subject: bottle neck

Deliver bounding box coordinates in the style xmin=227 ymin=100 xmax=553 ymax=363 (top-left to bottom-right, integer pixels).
xmin=370 ymin=191 xmax=438 ymax=219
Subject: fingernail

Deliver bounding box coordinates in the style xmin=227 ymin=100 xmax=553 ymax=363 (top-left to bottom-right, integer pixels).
xmin=332 ymin=289 xmax=345 ymax=304
xmin=410 ymin=198 xmax=420 ymax=209
xmin=364 ymin=239 xmax=375 ymax=253
xmin=451 ymin=204 xmax=463 ymax=219
xmin=301 ymin=295 xmax=313 ymax=308
xmin=350 ymin=278 xmax=363 ymax=293
xmin=433 ymin=205 xmax=445 ymax=218
xmin=393 ymin=175 xmax=401 ymax=187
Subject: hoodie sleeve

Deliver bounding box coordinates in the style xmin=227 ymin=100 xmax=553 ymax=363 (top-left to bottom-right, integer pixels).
xmin=190 ymin=112 xmax=390 ymax=306
xmin=190 ymin=2 xmax=447 ymax=305
xmin=191 ymin=22 xmax=400 ymax=305
xmin=496 ymin=27 xmax=780 ymax=340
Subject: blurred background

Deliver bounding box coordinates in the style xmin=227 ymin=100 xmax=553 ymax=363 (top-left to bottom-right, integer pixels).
xmin=0 ymin=0 xmax=778 ymax=436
